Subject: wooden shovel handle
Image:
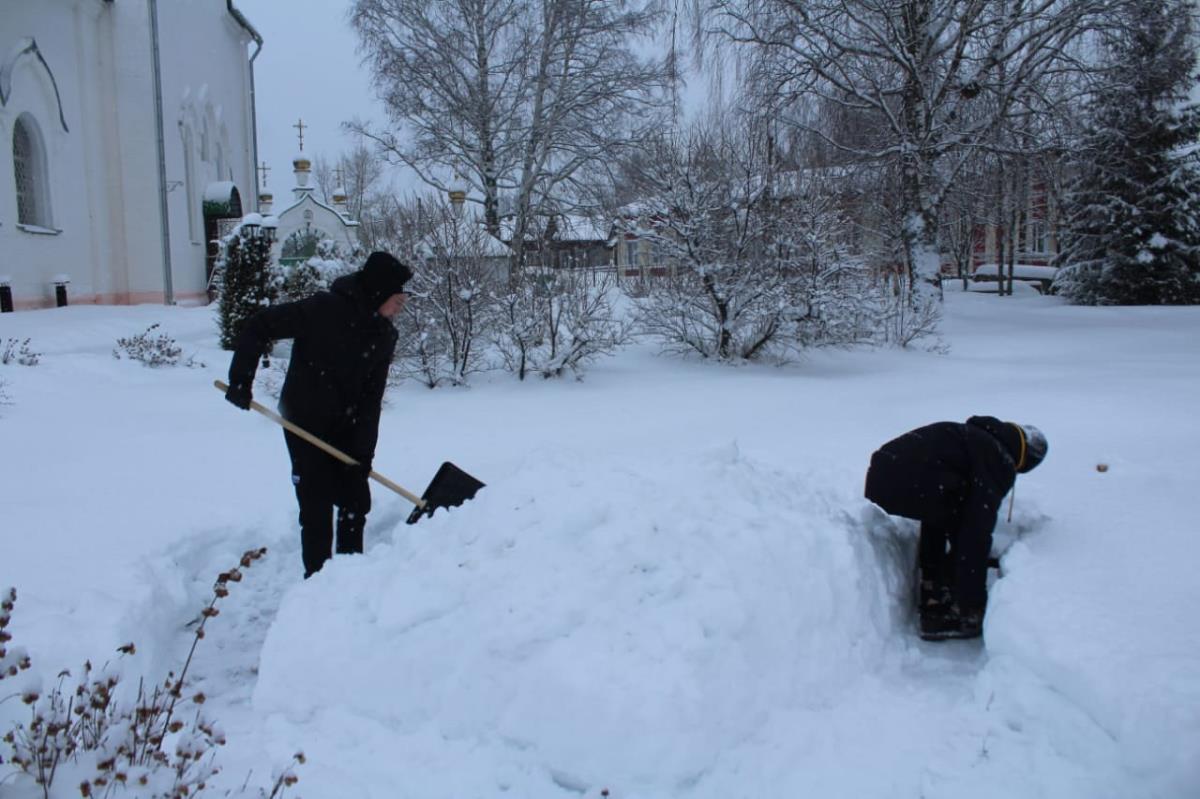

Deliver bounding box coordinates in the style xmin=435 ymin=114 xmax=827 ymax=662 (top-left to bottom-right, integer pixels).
xmin=214 ymin=379 xmax=425 ymax=508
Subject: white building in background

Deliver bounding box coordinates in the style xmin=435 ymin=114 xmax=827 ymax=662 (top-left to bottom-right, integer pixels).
xmin=0 ymin=0 xmax=262 ymax=310
xmin=263 ymin=150 xmax=361 ymax=266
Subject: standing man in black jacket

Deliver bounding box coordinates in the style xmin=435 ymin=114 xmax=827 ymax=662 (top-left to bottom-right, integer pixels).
xmin=224 ymin=252 xmax=413 ymax=578
xmin=864 ymin=416 xmax=1048 ymax=640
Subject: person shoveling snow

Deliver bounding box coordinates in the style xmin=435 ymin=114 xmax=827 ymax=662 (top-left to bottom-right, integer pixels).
xmin=864 ymin=416 xmax=1048 ymax=640
xmin=223 ymin=252 xmax=411 ymax=578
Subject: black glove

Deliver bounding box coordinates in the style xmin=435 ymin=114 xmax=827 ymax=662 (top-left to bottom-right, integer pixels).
xmin=225 ymin=380 xmax=253 ymax=410
xmin=343 ymin=461 xmax=371 ymax=481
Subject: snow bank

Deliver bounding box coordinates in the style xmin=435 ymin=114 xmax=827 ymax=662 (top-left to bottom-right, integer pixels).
xmin=255 ymin=444 xmax=907 ymax=796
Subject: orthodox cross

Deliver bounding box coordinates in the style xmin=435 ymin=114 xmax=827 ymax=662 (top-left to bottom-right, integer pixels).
xmin=335 ymin=165 xmax=346 ymax=187
xmin=293 ymin=118 xmax=307 ymax=151
xmin=257 ymin=160 xmax=271 ymax=187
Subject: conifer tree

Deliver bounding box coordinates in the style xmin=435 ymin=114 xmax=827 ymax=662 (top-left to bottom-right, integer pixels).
xmin=1056 ymin=0 xmax=1200 ymax=305
xmin=216 ymin=225 xmax=278 ymax=350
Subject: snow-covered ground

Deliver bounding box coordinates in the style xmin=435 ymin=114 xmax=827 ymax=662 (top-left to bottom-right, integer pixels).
xmin=1 ymin=289 xmax=1197 ymax=798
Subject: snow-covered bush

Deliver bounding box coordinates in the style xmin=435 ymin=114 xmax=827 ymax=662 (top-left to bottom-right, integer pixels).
xmin=213 ymin=225 xmax=279 ymax=350
xmin=112 ymin=325 xmax=203 ymax=369
xmin=791 ymin=259 xmax=888 ymax=349
xmin=865 ymin=275 xmax=943 ymax=348
xmin=0 ymin=552 xmax=303 ymax=799
xmin=387 ymin=196 xmax=628 ymax=385
xmin=493 ymin=268 xmax=631 ymax=380
xmin=618 ymin=120 xmax=886 ymax=360
xmin=393 ymin=204 xmax=501 ymax=387
xmin=1 ymin=338 xmax=41 ymax=366
xmin=277 ymin=239 xmax=357 ymax=302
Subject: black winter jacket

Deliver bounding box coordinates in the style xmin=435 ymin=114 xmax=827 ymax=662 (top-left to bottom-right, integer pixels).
xmin=228 ymin=274 xmax=398 ymax=465
xmin=864 ymin=415 xmax=1024 ymax=537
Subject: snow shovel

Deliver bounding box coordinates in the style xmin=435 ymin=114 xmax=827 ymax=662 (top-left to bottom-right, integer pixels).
xmin=214 ymin=379 xmax=484 ymax=524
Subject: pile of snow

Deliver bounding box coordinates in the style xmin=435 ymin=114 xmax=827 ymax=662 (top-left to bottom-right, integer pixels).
xmin=255 ymin=446 xmax=906 ymax=796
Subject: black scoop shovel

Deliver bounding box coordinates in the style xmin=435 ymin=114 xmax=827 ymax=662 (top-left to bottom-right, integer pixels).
xmin=215 ymin=380 xmax=484 ymax=524
xmin=405 ymin=461 xmax=486 ymax=524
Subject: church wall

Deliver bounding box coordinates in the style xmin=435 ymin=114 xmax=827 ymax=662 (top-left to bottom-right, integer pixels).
xmin=105 ymin=0 xmax=175 ymax=306
xmin=0 ymin=1 xmax=117 ymax=308
xmin=0 ymin=0 xmax=257 ymax=310
xmin=155 ymin=0 xmax=257 ymax=302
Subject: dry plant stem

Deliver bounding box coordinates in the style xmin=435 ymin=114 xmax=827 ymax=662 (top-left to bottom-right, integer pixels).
xmin=2 ymin=551 xmax=280 ymax=798
xmin=157 ymin=548 xmax=265 ymax=752
xmin=264 ymin=752 xmax=306 ymax=799
xmin=158 ymin=596 xmax=216 ymax=746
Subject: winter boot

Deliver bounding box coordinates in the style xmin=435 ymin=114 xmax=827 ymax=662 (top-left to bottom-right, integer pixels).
xmin=919 ymin=604 xmax=984 ymax=641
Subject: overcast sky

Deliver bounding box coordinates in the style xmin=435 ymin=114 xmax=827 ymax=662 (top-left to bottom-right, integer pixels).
xmin=233 ymin=0 xmax=407 ymax=198
xmin=233 ymin=0 xmax=712 ymax=204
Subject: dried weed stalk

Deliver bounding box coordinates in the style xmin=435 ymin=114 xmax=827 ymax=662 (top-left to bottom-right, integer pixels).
xmin=0 ymin=549 xmax=304 ymax=798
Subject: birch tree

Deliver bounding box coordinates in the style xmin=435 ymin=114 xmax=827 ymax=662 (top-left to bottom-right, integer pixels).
xmin=703 ymin=0 xmax=1121 ymax=310
xmin=350 ymin=0 xmax=671 ymax=270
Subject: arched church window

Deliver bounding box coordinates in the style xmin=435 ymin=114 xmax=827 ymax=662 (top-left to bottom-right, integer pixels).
xmin=13 ymin=113 xmax=52 ymax=228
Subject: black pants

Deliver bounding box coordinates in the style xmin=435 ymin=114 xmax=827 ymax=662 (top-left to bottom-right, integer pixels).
xmin=284 ymin=431 xmax=371 ymax=578
xmin=918 ymin=506 xmax=991 ymax=613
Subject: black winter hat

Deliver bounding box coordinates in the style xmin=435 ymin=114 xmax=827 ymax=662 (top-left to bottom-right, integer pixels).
xmin=359 ymin=251 xmax=413 ymax=308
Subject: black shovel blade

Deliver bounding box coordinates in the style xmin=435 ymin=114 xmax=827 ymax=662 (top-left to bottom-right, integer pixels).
xmin=406 ymin=461 xmax=486 ymax=524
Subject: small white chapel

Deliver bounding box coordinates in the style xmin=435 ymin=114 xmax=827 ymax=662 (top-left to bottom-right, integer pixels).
xmin=260 ymin=123 xmax=361 ymax=267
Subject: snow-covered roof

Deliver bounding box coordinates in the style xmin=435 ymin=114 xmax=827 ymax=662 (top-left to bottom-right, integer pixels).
xmin=415 ymin=216 xmax=511 ymax=259
xmin=203 ymin=181 xmax=238 ymax=202
xmin=275 ymin=192 xmax=360 ymax=227
xmin=550 ymin=214 xmax=608 ymax=242
xmin=495 ymin=213 xmax=610 ymax=243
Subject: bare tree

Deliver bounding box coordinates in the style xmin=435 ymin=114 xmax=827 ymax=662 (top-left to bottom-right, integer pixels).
xmin=702 ymin=0 xmax=1122 ymax=310
xmin=312 ymin=154 xmax=334 ymax=204
xmin=310 ymin=144 xmax=387 ymax=228
xmin=349 ymin=0 xmax=672 ymax=271
xmin=339 ymin=141 xmax=387 ymax=223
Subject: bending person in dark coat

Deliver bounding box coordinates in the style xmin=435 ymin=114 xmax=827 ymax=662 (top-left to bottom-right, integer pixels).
xmin=224 ymin=252 xmax=413 ymax=578
xmin=864 ymin=416 xmax=1047 ymax=639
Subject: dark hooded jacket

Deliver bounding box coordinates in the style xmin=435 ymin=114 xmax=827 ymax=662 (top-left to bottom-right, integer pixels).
xmin=864 ymin=415 xmax=1025 ymax=539
xmin=227 ymin=273 xmax=398 ymax=465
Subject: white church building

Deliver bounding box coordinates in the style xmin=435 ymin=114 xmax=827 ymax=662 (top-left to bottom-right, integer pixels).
xmin=0 ymin=0 xmax=262 ymax=309
xmin=263 ymin=148 xmax=362 ymax=267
